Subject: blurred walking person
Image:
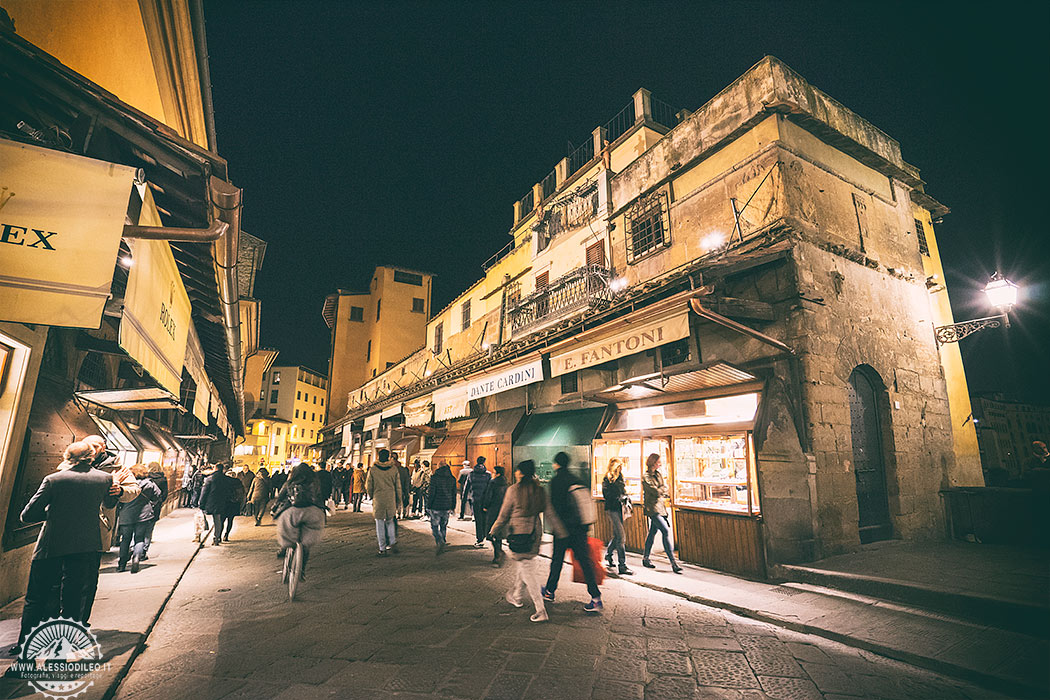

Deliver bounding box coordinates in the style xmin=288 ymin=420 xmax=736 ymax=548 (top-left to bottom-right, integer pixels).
xmin=117 ymin=465 xmax=162 ymax=573
xmin=641 ymin=453 xmax=682 ymax=573
xmin=457 ymin=461 xmax=472 ymax=520
xmin=366 ymin=449 xmax=402 ymax=555
xmin=482 ymin=465 xmax=508 ymax=566
xmin=141 ymin=462 xmax=167 ymax=560
xmin=542 ymin=452 xmax=603 ymax=613
xmin=427 ymin=461 xmax=457 ymax=554
xmin=248 ymin=468 xmax=272 ymax=525
xmin=602 ymin=458 xmax=633 ymax=575
xmin=467 ymin=457 xmax=492 ymax=547
xmin=238 ymin=467 xmax=254 ymax=516
xmin=12 ymin=442 xmax=120 ymax=656
xmin=489 ymin=460 xmax=548 ymax=622
xmin=411 ymin=459 xmax=430 ymax=517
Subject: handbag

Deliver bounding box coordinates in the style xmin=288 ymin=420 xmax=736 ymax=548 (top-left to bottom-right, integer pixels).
xmin=622 ymin=495 xmax=633 ymax=520
xmin=507 ymin=515 xmax=539 ymax=554
xmin=570 ymin=537 xmax=607 ymax=585
xmin=569 ymin=484 xmax=597 ymax=526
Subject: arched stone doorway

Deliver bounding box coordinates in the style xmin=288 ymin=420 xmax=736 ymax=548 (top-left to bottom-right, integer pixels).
xmin=848 ymin=366 xmax=893 ymax=543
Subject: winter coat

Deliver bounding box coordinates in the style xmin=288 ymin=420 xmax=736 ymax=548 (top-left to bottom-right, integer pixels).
xmin=489 ymin=480 xmax=547 ymax=557
xmin=271 ymin=471 xmax=287 ymax=493
xmin=642 ymin=469 xmax=669 ymax=517
xmin=397 ymin=464 xmax=411 ymax=499
xmin=190 ymin=470 xmax=205 ymax=491
xmin=238 ymin=470 xmax=254 ymax=499
xmin=317 ymin=469 xmax=333 ymax=500
xmin=365 ymin=460 xmax=402 ymax=520
xmin=427 ymin=465 xmax=457 ymax=511
xmin=602 ymin=475 xmax=626 ymax=513
xmin=22 ymin=463 xmax=120 ymax=559
xmin=332 ymin=469 xmax=348 ymax=489
xmin=352 ymin=467 xmax=367 ymax=494
xmin=92 ymin=450 xmax=140 ymax=503
xmin=148 ymin=468 xmax=168 ymax=520
xmin=411 ymin=466 xmax=430 ymax=490
xmin=547 ymin=466 xmax=584 ymax=538
xmin=248 ymin=474 xmax=271 ymax=503
xmin=466 ymin=464 xmax=491 ymax=506
xmin=117 ymin=478 xmax=162 ymax=526
xmin=271 ymin=474 xmax=325 ymax=518
xmin=482 ymin=474 xmax=507 ymax=515
xmin=200 ymin=473 xmax=239 ymax=515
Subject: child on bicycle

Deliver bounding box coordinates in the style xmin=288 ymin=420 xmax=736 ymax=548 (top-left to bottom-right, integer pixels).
xmin=271 ymin=462 xmax=326 ymax=580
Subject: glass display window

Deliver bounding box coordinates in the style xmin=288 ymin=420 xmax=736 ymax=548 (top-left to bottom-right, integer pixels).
xmin=672 ymin=433 xmax=759 ymax=514
xmin=592 ymin=439 xmax=643 ymax=500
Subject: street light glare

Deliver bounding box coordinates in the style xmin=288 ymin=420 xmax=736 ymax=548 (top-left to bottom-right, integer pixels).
xmin=983 ymin=273 xmax=1018 ymax=311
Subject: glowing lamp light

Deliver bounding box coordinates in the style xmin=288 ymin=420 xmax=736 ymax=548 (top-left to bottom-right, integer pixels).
xmin=482 ymin=341 xmax=490 ymax=350
xmin=701 ymin=231 xmax=727 ymax=251
xmin=119 ymin=256 xmax=133 ymax=268
xmin=983 ymin=272 xmax=1018 ymax=312
xmin=609 ymin=277 xmax=628 ymax=293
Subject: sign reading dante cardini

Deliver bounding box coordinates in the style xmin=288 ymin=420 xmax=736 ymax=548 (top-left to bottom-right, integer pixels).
xmin=466 ymin=356 xmax=544 ymax=401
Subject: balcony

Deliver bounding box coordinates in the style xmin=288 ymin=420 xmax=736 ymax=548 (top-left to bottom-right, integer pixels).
xmin=507 ymin=265 xmax=613 ymax=339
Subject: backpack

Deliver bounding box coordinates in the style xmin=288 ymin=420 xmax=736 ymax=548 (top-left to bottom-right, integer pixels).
xmin=569 ymin=484 xmax=597 ymax=526
xmin=289 ymin=483 xmax=312 ymax=508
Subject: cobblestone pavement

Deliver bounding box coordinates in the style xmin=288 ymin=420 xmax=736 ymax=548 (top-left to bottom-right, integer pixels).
xmin=113 ymin=509 xmax=1013 ymax=700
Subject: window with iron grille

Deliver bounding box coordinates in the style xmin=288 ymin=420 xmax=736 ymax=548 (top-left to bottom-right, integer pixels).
xmin=412 ymin=297 xmax=425 ymax=313
xmin=560 ymin=372 xmax=578 ymax=395
xmin=660 ymin=338 xmax=690 ymax=368
xmin=506 ymin=281 xmax=521 ymax=307
xmin=434 ymin=323 xmax=443 ymax=354
xmin=626 ymin=190 xmax=670 ymax=263
xmin=349 ymin=306 xmax=364 ymax=322
xmin=461 ymin=300 xmax=471 ymax=332
xmin=394 ymin=270 xmax=424 ymax=286
xmin=585 ymin=241 xmax=606 ymax=268
xmin=914 ymin=219 xmax=930 ymax=256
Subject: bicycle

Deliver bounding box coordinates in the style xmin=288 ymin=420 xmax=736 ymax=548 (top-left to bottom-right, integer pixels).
xmin=281 ymin=541 xmax=304 ymax=600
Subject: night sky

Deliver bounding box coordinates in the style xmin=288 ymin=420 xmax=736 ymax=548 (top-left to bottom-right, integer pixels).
xmin=204 ymin=1 xmax=1049 ymax=402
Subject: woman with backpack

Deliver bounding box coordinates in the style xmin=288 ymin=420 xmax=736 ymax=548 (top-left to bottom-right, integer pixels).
xmin=271 ymin=462 xmax=326 ymax=580
xmin=488 ymin=460 xmax=548 ymax=622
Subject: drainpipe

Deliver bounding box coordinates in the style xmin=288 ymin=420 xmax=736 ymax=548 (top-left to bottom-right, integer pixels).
xmin=209 ymin=176 xmax=245 ymax=435
xmin=122 ymin=219 xmax=228 ymax=240
xmin=188 ymin=0 xmax=219 ymax=153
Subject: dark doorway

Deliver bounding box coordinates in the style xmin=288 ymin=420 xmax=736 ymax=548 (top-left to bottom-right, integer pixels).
xmin=848 ymin=368 xmax=893 ymax=543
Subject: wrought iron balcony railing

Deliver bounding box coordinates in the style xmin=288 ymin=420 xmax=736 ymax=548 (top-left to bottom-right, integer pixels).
xmin=507 ymin=264 xmax=613 ymax=338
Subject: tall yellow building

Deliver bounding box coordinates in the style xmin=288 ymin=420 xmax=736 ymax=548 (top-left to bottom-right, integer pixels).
xmin=260 ymin=366 xmax=328 ymax=461
xmin=322 ymin=266 xmax=433 ymax=423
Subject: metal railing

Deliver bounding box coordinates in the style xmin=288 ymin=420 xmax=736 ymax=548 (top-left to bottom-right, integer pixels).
xmin=540 ymin=169 xmax=557 ymax=201
xmin=518 ymin=189 xmax=534 ymax=221
xmin=650 ymin=96 xmax=678 ymax=128
xmin=507 ymin=264 xmax=613 ymax=337
xmin=567 ymin=138 xmax=595 ymax=177
xmin=605 ymin=101 xmax=636 ymax=142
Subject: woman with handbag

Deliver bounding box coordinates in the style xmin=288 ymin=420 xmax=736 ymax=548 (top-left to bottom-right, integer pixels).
xmin=601 ymin=459 xmax=633 ymax=576
xmin=642 ymin=453 xmax=683 ymax=573
xmin=488 ymin=460 xmax=549 ymax=622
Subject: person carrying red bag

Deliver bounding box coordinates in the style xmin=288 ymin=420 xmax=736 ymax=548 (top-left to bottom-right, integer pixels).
xmin=541 ymin=452 xmax=603 ymax=614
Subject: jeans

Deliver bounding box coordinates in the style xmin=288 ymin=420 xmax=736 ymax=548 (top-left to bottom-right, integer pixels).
xmin=211 ymin=514 xmax=224 ymax=543
xmin=117 ymin=521 xmax=150 ymax=569
xmin=605 ymin=509 xmax=626 ymax=567
xmin=252 ymin=499 xmax=269 ymax=525
xmin=142 ymin=519 xmax=158 ymax=556
xmin=546 ymin=528 xmax=601 ymax=600
xmin=18 ymin=552 xmax=101 ymax=646
xmin=643 ymin=514 xmax=678 ymax=567
xmin=428 ymin=509 xmax=450 ymax=545
xmin=222 ymin=513 xmax=236 ymax=539
xmin=474 ymin=507 xmax=490 ymax=543
xmin=351 ymin=493 xmax=364 ymax=511
xmin=412 ymin=488 xmax=426 ymax=515
xmin=509 ymin=554 xmax=546 ymax=615
xmin=375 ymin=519 xmax=396 ymax=551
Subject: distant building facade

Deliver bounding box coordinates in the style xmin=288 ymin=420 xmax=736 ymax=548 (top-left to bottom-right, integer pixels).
xmin=260 ymin=366 xmax=328 ymax=461
xmin=323 ymin=57 xmax=982 ymax=577
xmin=971 ymin=394 xmax=1050 ymax=482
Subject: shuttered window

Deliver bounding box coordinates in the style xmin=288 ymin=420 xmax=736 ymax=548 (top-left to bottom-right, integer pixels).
xmin=586 ymin=241 xmax=606 ymax=268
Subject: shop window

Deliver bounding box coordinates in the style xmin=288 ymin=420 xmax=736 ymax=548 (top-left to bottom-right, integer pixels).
xmin=270 ymin=390 xmax=278 ymax=403
xmin=412 ymin=297 xmax=425 ymax=313
xmin=673 ymin=434 xmax=759 ymax=514
xmin=394 ymin=270 xmax=424 ymax=286
xmin=660 ymin=339 xmax=690 ymax=368
xmin=560 ymin=372 xmax=578 ymax=395
xmin=433 ymin=323 xmax=443 ymax=354
xmin=592 ymin=438 xmax=670 ymax=499
xmin=461 ymin=300 xmax=471 ymax=332
xmin=350 ymin=306 xmax=364 ymax=322
xmin=625 ymin=190 xmax=670 ymax=263
xmin=914 ymin=218 xmax=930 ymax=256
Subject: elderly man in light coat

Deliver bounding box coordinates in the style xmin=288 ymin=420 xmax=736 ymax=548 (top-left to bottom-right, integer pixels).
xmin=365 ymin=448 xmax=402 ymax=555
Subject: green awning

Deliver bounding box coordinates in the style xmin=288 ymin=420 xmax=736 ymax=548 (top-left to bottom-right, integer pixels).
xmin=516 ymin=408 xmax=607 ymax=448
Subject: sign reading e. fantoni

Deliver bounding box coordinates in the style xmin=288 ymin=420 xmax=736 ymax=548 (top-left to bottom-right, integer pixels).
xmin=550 ymin=309 xmax=690 ymax=377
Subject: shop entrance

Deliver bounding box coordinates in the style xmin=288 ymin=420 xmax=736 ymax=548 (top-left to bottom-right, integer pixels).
xmin=848 ymin=368 xmax=892 ymax=543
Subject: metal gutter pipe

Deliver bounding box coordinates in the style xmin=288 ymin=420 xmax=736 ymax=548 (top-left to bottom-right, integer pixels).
xmin=209 ymin=176 xmax=245 ymax=435
xmin=188 ymin=0 xmax=219 ymax=153
xmin=122 ymin=219 xmax=228 ymax=240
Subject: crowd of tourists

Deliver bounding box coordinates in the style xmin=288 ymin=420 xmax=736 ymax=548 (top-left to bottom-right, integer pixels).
xmin=8 ymin=428 xmax=683 ymax=659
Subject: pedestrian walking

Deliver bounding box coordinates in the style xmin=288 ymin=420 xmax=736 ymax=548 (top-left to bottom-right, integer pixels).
xmin=483 ymin=465 xmax=508 ymax=566
xmin=366 ymin=449 xmax=402 ymax=555
xmin=189 ymin=465 xmax=205 ymax=508
xmin=179 ymin=466 xmax=193 ymax=507
xmin=542 ymin=452 xmax=603 ymax=613
xmin=238 ymin=468 xmax=254 ymax=516
xmin=116 ymin=465 xmax=162 ymax=573
xmin=271 ymin=462 xmax=326 ymax=580
xmin=351 ymin=463 xmax=366 ymax=511
xmin=411 ymin=460 xmax=430 ymax=517
xmin=141 ymin=462 xmax=167 ymax=560
xmin=427 ymin=460 xmax=457 ymax=554
xmin=602 ymin=458 xmax=633 ymax=575
xmin=248 ymin=468 xmax=272 ymax=525
xmin=225 ymin=467 xmax=246 ymax=541
xmin=641 ymin=453 xmax=682 ymax=573
xmin=396 ymin=457 xmax=411 ymax=519
xmin=271 ymin=468 xmax=287 ymax=495
xmin=457 ymin=461 xmax=472 ymax=520
xmin=489 ymin=460 xmax=548 ymax=622
xmin=199 ymin=463 xmax=238 ymax=545
xmin=12 ymin=441 xmax=120 ymax=656
xmin=316 ymin=463 xmax=333 ymax=504
xmin=467 ymin=457 xmax=492 ymax=547
xmin=332 ymin=465 xmax=349 ymax=508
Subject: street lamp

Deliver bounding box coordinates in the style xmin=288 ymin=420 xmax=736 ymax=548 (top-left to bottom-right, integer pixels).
xmin=934 ymin=272 xmax=1018 ymax=345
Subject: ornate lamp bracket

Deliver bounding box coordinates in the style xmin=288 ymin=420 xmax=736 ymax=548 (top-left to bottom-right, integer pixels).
xmin=934 ymin=315 xmax=1004 ymax=346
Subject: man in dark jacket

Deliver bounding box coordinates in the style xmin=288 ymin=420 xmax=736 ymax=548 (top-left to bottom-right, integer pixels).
xmin=542 ymin=452 xmax=603 ymax=613
xmin=141 ymin=462 xmax=168 ymax=560
xmin=427 ymin=462 xmax=458 ymax=554
xmin=482 ymin=466 xmax=508 ymax=565
xmin=117 ymin=470 xmax=162 ymax=573
xmin=14 ymin=441 xmax=119 ymax=655
xmin=396 ymin=458 xmax=411 ymax=519
xmin=200 ymin=464 xmax=238 ymax=545
xmin=468 ymin=458 xmax=492 ymax=547
xmin=316 ymin=463 xmax=333 ymax=502
xmin=457 ymin=461 xmax=472 ymax=520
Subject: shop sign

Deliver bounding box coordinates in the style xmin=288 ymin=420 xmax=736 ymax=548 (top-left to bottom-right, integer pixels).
xmin=465 ymin=356 xmax=544 ymax=401
xmin=404 ymin=394 xmax=434 ymax=427
xmin=381 ymin=403 xmax=403 ymax=419
xmin=363 ymin=413 xmax=381 ymax=432
xmin=0 ymin=139 xmax=136 ymax=328
xmin=549 ymin=309 xmax=690 ymax=377
xmin=120 ymin=238 xmax=192 ymax=396
xmin=341 ymin=423 xmax=353 ymax=449
xmin=433 ymin=384 xmax=468 ymax=422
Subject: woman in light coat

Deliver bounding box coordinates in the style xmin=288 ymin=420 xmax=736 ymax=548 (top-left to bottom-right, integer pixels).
xmin=489 ymin=460 xmax=548 ymax=622
xmin=365 ymin=449 xmax=402 ymax=554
